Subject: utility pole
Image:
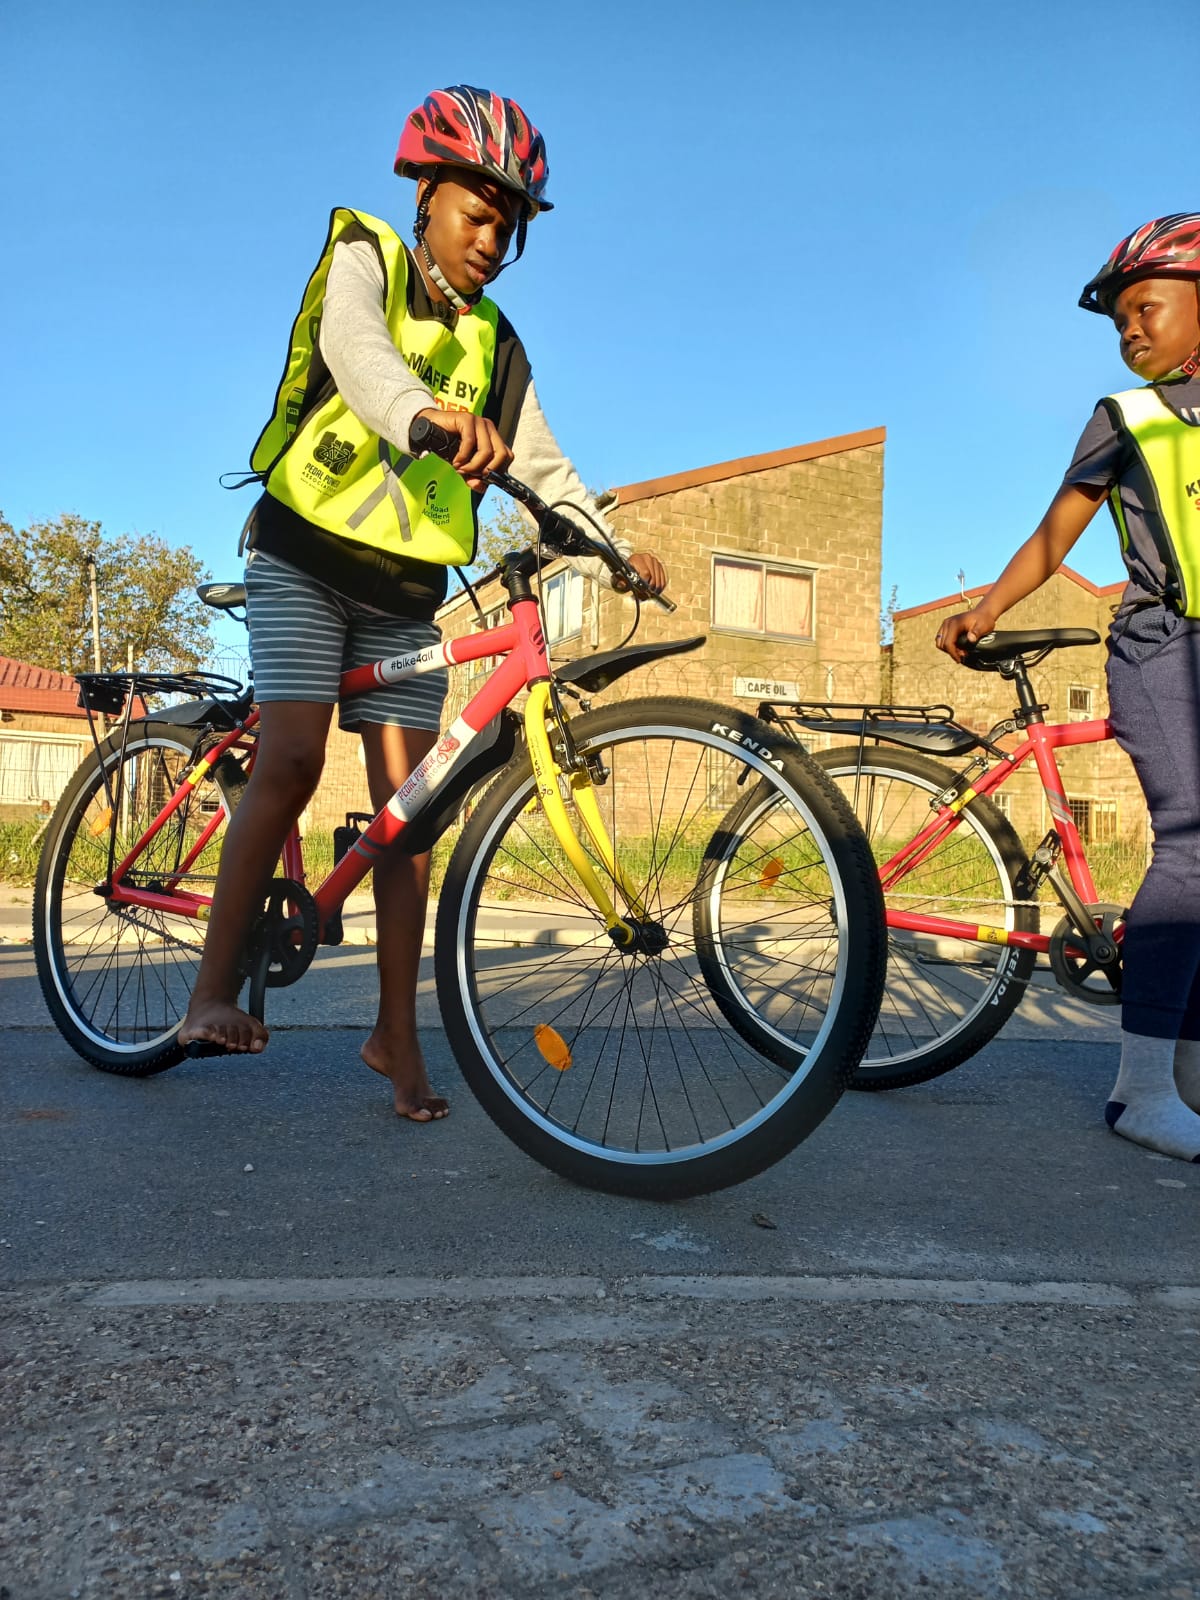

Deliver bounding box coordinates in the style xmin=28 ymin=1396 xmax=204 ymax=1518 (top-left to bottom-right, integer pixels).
xmin=84 ymin=552 xmax=106 ymax=737
xmin=85 ymin=553 xmax=102 ymax=671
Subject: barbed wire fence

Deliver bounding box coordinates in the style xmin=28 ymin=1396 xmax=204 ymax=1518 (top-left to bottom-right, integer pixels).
xmin=1 ymin=639 xmax=1149 ymax=903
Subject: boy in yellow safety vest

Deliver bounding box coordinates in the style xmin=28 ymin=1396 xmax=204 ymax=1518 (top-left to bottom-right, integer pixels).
xmin=179 ymin=87 xmax=667 ymax=1120
xmin=937 ymin=214 xmax=1200 ymax=1163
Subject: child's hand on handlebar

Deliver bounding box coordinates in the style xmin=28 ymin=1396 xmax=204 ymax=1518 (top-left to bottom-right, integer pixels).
xmin=414 ymin=408 xmax=512 ymax=490
xmin=935 ymin=608 xmax=995 ymax=663
xmin=627 ymin=552 xmax=668 ymax=594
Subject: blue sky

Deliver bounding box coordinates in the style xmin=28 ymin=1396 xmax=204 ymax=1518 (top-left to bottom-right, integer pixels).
xmin=3 ymin=0 xmax=1196 ymax=656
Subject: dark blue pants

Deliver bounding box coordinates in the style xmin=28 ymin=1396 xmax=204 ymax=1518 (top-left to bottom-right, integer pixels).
xmin=1106 ymin=603 xmax=1200 ymax=1039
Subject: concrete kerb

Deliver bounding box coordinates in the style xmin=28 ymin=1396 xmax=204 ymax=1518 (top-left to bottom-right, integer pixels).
xmin=76 ymin=1272 xmax=1200 ymax=1312
xmin=0 ymin=886 xmax=598 ymax=950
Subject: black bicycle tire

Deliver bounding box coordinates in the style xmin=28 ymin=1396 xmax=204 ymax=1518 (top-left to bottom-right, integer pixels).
xmin=691 ymin=762 xmax=884 ymax=1068
xmin=814 ymin=745 xmax=1036 ymax=1090
xmin=33 ymin=719 xmax=235 ymax=1076
xmin=434 ymin=697 xmax=886 ymax=1199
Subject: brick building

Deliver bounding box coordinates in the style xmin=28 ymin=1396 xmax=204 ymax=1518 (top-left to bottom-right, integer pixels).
xmin=888 ymin=568 xmax=1147 ymax=865
xmin=437 ymin=426 xmax=887 ymax=720
xmin=0 ymin=656 xmax=92 ymax=820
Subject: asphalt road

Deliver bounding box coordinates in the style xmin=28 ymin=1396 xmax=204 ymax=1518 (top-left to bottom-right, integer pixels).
xmin=3 ymin=938 xmax=1198 ymax=1598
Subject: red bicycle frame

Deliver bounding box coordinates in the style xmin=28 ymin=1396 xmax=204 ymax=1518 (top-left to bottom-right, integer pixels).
xmin=879 ymin=716 xmax=1114 ymax=953
xmin=105 ymin=592 xmax=554 ymax=938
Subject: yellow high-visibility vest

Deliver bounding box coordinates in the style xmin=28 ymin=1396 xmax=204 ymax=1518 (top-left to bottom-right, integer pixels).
xmin=250 ymin=208 xmax=498 ymax=566
xmin=1103 ymin=385 xmax=1200 ymax=615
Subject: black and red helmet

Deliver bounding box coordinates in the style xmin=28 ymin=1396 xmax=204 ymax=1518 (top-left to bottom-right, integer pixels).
xmin=395 ymin=86 xmax=552 ymax=219
xmin=1079 ymin=214 xmax=1200 ymax=314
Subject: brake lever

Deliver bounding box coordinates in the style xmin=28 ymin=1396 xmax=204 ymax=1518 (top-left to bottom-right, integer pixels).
xmin=612 ymin=571 xmax=677 ymax=613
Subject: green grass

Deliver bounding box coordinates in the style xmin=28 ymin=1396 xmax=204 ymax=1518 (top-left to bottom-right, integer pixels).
xmin=0 ymin=820 xmax=50 ymax=886
xmin=1080 ymin=837 xmax=1150 ymax=911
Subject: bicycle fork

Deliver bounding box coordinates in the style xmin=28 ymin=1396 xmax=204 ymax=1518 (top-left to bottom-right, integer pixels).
xmin=523 ymin=682 xmax=661 ymax=951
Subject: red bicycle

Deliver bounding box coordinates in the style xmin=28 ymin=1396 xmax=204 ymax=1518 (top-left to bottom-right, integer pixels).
xmin=33 ymin=420 xmax=884 ymax=1197
xmin=762 ymin=626 xmax=1126 ymax=1090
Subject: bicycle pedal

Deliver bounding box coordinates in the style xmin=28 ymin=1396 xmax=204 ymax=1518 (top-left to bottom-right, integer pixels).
xmin=183 ymin=1039 xmax=233 ymax=1059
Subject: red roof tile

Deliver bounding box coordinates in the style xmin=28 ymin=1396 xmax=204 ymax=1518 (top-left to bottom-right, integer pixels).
xmin=0 ymin=655 xmax=87 ymax=718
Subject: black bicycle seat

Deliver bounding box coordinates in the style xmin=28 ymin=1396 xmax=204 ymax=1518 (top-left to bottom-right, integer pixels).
xmin=963 ymin=627 xmax=1100 ymax=670
xmin=197 ymin=581 xmax=248 ymax=612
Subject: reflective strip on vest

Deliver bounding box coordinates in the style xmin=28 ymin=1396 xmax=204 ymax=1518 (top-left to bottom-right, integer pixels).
xmin=249 ymin=208 xmax=498 ymax=566
xmin=1104 ymin=385 xmax=1200 ymax=616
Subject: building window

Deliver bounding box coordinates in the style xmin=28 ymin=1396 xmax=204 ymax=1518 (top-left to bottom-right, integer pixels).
xmin=1067 ymin=684 xmax=1093 ymax=721
xmin=469 ymin=604 xmax=507 ymax=678
xmin=1066 ymin=797 xmax=1118 ymax=843
xmin=711 ymin=556 xmax=814 ymax=641
xmin=542 ymin=568 xmax=584 ymax=646
xmin=705 ymin=749 xmax=743 ymax=810
xmin=0 ymin=733 xmax=87 ymax=809
xmin=991 ymin=790 xmax=1013 ymax=821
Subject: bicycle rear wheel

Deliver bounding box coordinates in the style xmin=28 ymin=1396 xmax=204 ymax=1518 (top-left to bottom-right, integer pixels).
xmin=435 ymin=698 xmax=885 ymax=1198
xmin=814 ymin=745 xmax=1036 ymax=1089
xmin=33 ymin=720 xmax=241 ymax=1075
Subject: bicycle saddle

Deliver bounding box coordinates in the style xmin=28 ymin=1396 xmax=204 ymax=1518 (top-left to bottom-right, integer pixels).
xmin=963 ymin=627 xmax=1100 ymax=669
xmin=197 ymin=581 xmax=248 ymax=612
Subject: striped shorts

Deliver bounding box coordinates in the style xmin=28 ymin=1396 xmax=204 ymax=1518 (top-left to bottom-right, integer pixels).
xmin=244 ymin=550 xmax=448 ymax=733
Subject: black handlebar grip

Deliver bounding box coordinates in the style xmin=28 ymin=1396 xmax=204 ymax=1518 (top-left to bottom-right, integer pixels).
xmin=409 ymin=415 xmax=457 ymax=461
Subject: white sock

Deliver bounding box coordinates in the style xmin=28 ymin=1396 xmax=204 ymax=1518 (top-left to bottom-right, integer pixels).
xmin=1174 ymin=1038 xmax=1200 ymax=1114
xmin=1106 ymin=1032 xmax=1200 ymax=1162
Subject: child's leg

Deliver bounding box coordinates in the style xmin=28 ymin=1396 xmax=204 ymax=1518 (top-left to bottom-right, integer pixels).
xmin=1104 ymin=607 xmax=1200 ymax=1160
xmin=1106 ymin=1035 xmax=1200 ymax=1160
xmin=357 ymin=721 xmax=445 ymax=1119
xmin=1174 ymin=1037 xmax=1200 ymax=1113
xmin=180 ymin=700 xmax=334 ymax=1052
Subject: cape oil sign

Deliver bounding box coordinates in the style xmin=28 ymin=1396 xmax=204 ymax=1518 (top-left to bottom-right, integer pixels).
xmin=733 ymin=676 xmax=801 ymax=701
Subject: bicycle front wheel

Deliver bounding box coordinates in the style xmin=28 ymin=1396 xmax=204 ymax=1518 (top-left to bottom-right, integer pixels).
xmin=34 ymin=720 xmax=238 ymax=1075
xmin=814 ymin=745 xmax=1036 ymax=1090
xmin=435 ymin=698 xmax=885 ymax=1199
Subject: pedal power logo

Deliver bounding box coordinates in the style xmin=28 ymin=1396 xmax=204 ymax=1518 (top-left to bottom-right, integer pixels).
xmin=312 ymin=432 xmax=357 ymax=476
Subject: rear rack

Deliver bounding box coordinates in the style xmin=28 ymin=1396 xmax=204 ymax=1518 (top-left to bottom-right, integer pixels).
xmin=760 ymin=700 xmax=957 ymax=732
xmin=758 ymin=700 xmax=986 ymax=762
xmin=76 ymin=669 xmax=246 ymax=717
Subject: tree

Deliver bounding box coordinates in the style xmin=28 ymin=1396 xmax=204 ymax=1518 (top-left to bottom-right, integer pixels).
xmin=879 ymin=583 xmax=899 ymax=646
xmin=459 ymin=489 xmax=612 ymax=585
xmin=0 ymin=512 xmax=214 ymax=675
xmin=466 ymin=497 xmax=537 ymax=579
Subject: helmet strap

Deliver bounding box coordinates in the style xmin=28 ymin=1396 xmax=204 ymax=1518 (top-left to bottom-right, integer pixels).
xmin=483 ymin=213 xmax=529 ymax=283
xmin=419 ymin=239 xmax=479 ymax=313
xmin=413 ymin=173 xmax=482 ymax=315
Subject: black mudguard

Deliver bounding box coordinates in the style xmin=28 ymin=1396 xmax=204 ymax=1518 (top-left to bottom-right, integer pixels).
xmin=555 ymin=636 xmax=706 ymax=695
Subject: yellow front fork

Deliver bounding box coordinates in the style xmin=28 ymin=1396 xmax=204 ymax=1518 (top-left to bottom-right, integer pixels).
xmin=523 ymin=682 xmax=649 ymax=948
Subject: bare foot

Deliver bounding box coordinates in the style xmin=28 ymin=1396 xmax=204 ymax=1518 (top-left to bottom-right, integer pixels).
xmin=179 ymin=999 xmax=269 ymax=1054
xmin=361 ymin=1033 xmax=449 ymax=1122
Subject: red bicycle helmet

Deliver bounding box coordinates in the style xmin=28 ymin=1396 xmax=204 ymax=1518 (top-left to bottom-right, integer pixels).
xmin=395 ymin=86 xmax=552 ymax=218
xmin=1079 ymin=214 xmax=1200 ymax=314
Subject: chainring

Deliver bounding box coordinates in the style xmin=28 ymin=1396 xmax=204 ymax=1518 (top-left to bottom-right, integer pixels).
xmin=1048 ymin=902 xmax=1125 ymax=1006
xmin=241 ymin=877 xmax=320 ymax=992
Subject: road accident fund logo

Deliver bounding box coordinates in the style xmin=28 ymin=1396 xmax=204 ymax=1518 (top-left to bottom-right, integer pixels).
xmin=423 ymin=478 xmax=451 ymax=526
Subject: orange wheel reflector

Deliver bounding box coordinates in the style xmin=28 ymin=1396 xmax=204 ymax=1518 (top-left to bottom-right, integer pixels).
xmin=533 ymin=1023 xmax=572 ymax=1072
xmin=89 ymin=808 xmax=114 ymax=837
xmin=760 ymin=857 xmax=784 ymax=889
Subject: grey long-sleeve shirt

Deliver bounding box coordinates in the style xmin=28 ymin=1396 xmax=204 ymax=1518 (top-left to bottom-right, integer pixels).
xmin=248 ymin=235 xmax=628 ymax=616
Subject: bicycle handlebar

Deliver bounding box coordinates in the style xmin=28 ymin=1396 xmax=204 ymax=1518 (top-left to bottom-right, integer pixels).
xmin=409 ymin=415 xmax=676 ymax=613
